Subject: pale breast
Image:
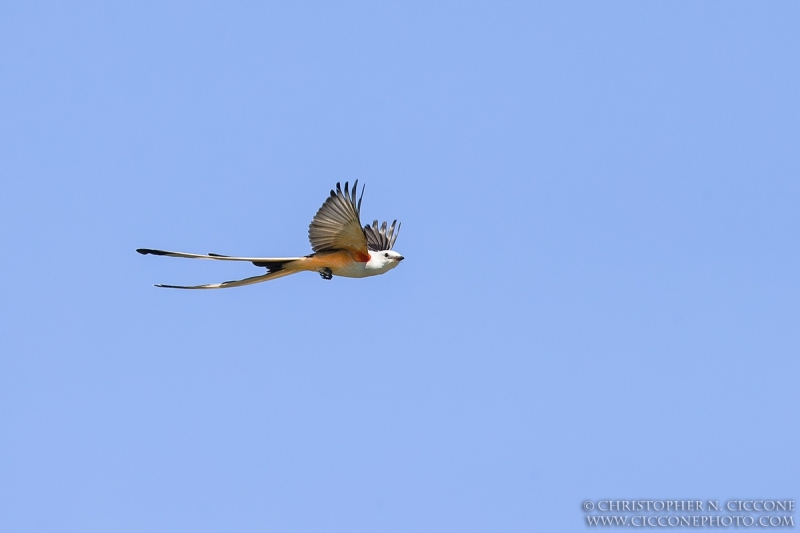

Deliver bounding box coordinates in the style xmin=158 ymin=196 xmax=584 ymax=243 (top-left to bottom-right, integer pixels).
xmin=331 ymin=261 xmax=380 ymax=278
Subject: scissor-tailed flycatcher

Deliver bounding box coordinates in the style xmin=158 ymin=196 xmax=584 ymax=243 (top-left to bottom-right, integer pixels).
xmin=137 ymin=181 xmax=403 ymax=289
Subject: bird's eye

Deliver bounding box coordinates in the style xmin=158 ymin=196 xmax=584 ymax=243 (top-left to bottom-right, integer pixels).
xmin=384 ymin=253 xmax=389 ymax=258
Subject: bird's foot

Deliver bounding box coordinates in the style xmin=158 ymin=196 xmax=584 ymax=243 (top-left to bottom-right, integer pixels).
xmin=319 ymin=267 xmax=333 ymax=280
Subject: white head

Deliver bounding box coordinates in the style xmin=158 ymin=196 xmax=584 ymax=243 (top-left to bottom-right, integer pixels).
xmin=368 ymin=249 xmax=405 ymax=272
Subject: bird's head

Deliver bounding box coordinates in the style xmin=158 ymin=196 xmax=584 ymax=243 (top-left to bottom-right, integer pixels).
xmin=370 ymin=249 xmax=405 ymax=271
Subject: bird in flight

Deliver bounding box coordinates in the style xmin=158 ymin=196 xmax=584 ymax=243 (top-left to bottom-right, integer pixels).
xmin=137 ymin=181 xmax=403 ymax=289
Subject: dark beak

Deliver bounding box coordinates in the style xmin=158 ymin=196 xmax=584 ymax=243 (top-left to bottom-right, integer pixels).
xmin=397 ymin=255 xmax=405 ymax=261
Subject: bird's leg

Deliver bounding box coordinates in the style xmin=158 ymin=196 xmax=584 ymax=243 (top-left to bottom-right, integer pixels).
xmin=319 ymin=267 xmax=333 ymax=280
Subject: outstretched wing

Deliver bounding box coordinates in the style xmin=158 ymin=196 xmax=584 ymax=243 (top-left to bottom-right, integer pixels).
xmin=137 ymin=248 xmax=302 ymax=268
xmin=364 ymin=220 xmax=400 ymax=251
xmin=308 ymin=181 xmax=368 ymax=257
xmin=154 ymin=269 xmax=296 ymax=289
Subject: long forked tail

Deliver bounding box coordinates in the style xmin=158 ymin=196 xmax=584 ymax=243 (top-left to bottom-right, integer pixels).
xmin=137 ymin=247 xmax=305 ymax=289
xmin=155 ymin=269 xmax=297 ymax=290
xmin=137 ymin=248 xmax=301 ymax=266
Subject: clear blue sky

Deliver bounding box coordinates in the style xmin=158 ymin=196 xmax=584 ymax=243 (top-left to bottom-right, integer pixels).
xmin=1 ymin=2 xmax=798 ymax=531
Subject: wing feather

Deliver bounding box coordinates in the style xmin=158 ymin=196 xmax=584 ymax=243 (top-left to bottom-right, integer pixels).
xmin=308 ymin=181 xmax=368 ymax=254
xmin=364 ymin=219 xmax=401 ymax=251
